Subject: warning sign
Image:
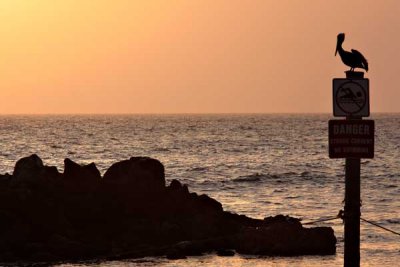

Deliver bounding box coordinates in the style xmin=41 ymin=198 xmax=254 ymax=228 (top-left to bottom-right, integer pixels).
xmin=333 ymin=79 xmax=369 ymax=117
xmin=329 ymin=120 xmax=374 ymax=158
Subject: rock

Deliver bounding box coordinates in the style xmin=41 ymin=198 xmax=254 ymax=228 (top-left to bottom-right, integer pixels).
xmin=168 ymin=179 xmax=184 ymax=192
xmin=169 ymin=241 xmax=206 ymax=257
xmin=62 ymin=159 xmax=101 ymax=196
xmin=0 ymin=173 xmax=11 ymax=186
xmin=103 ymin=157 xmax=165 ymax=194
xmin=46 ymin=234 xmax=102 ymax=260
xmin=235 ymin=220 xmax=336 ymax=256
xmin=64 ymin=158 xmax=101 ymax=182
xmin=166 ymin=249 xmax=187 ymax=260
xmin=217 ymin=249 xmax=235 ymax=257
xmin=1 ymin=221 xmax=31 ymax=252
xmin=0 ymin=251 xmax=18 ymax=262
xmin=0 ymin=155 xmax=337 ymax=263
xmin=29 ymin=251 xmax=57 ymax=262
xmin=12 ymin=154 xmax=43 ymax=185
xmin=0 ymin=211 xmax=15 ymax=235
xmin=11 ymin=155 xmax=62 ymax=188
xmin=167 ymin=179 xmax=189 ymax=195
xmin=299 ymin=227 xmax=337 ymax=255
xmin=43 ymin=166 xmax=62 ymax=179
xmin=195 ymin=194 xmax=223 ymax=213
xmin=264 ymin=214 xmax=302 ymax=226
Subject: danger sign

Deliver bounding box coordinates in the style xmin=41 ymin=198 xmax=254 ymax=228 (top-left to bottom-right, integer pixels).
xmin=329 ymin=120 xmax=374 ymax=158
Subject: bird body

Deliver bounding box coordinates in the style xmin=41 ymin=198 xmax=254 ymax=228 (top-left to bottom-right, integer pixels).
xmin=335 ymin=33 xmax=368 ymax=72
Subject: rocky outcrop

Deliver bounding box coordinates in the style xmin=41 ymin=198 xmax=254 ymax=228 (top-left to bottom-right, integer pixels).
xmin=64 ymin=158 xmax=101 ymax=182
xmin=12 ymin=154 xmax=44 ymax=182
xmin=11 ymin=154 xmax=62 ymax=187
xmin=103 ymin=157 xmax=165 ymax=194
xmin=0 ymin=155 xmax=336 ymax=264
xmin=235 ymin=216 xmax=336 ymax=255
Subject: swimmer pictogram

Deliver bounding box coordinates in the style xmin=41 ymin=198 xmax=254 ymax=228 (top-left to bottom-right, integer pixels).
xmin=333 ymin=79 xmax=369 ymax=117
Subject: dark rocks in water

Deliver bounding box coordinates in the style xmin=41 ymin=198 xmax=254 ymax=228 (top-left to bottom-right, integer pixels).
xmin=264 ymin=214 xmax=302 ymax=225
xmin=235 ymin=218 xmax=336 ymax=256
xmin=166 ymin=249 xmax=187 ymax=260
xmin=0 ymin=155 xmax=336 ymax=264
xmin=63 ymin=158 xmax=101 ymax=194
xmin=168 ymin=179 xmax=189 ymax=194
xmin=0 ymin=173 xmax=11 ymax=186
xmin=10 ymin=154 xmax=62 ymax=189
xmin=64 ymin=158 xmax=101 ymax=182
xmin=103 ymin=157 xmax=165 ymax=194
xmin=12 ymin=154 xmax=44 ymax=183
xmin=217 ymin=249 xmax=235 ymax=257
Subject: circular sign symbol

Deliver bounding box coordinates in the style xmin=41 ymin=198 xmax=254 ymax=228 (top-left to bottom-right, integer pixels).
xmin=335 ymin=81 xmax=367 ymax=115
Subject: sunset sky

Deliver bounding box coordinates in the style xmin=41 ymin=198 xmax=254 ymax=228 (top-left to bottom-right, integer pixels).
xmin=0 ymin=0 xmax=399 ymax=114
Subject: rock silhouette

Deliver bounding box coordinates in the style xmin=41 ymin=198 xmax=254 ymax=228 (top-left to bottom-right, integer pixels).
xmin=0 ymin=155 xmax=336 ymax=263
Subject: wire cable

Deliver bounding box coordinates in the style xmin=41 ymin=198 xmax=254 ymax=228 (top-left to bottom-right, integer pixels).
xmin=303 ymin=210 xmax=344 ymax=225
xmin=360 ymin=217 xmax=400 ymax=237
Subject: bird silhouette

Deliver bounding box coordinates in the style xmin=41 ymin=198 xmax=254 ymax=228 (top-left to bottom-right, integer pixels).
xmin=335 ymin=33 xmax=368 ymax=72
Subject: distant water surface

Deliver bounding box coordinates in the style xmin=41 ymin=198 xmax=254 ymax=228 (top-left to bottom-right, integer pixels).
xmin=0 ymin=114 xmax=399 ymax=266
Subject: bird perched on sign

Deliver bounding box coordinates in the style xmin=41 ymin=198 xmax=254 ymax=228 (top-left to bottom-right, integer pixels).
xmin=335 ymin=33 xmax=368 ymax=72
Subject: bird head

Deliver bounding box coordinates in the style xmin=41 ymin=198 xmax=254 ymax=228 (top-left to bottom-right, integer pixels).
xmin=335 ymin=33 xmax=345 ymax=56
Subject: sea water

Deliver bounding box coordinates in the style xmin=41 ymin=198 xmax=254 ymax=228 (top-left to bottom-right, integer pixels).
xmin=0 ymin=114 xmax=398 ymax=266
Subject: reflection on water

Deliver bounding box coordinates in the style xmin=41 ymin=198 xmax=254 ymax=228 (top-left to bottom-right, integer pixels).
xmin=0 ymin=114 xmax=399 ymax=266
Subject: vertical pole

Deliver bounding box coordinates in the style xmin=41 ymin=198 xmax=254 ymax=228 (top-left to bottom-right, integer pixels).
xmin=344 ymin=70 xmax=362 ymax=267
xmin=344 ymin=157 xmax=360 ymax=267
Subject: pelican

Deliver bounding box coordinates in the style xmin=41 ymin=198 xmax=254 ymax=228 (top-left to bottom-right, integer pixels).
xmin=335 ymin=33 xmax=368 ymax=72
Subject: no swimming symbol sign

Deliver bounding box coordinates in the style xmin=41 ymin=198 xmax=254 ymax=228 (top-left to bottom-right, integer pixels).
xmin=333 ymin=78 xmax=370 ymax=117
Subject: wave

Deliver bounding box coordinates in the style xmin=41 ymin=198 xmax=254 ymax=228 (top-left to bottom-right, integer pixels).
xmin=232 ymin=172 xmax=298 ymax=183
xmin=152 ymin=147 xmax=171 ymax=152
xmin=190 ymin=166 xmax=209 ymax=172
xmin=387 ymin=218 xmax=400 ymax=224
xmin=285 ymin=195 xmax=300 ymax=199
xmin=233 ymin=173 xmax=268 ymax=182
xmin=232 ymin=171 xmax=333 ymax=183
xmin=300 ymin=171 xmax=310 ymax=177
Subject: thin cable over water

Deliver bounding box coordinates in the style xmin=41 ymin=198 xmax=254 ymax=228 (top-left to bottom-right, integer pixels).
xmin=361 ymin=217 xmax=400 ymax=236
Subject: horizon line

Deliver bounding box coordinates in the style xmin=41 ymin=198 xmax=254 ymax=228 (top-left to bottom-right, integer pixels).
xmin=0 ymin=112 xmax=398 ymax=116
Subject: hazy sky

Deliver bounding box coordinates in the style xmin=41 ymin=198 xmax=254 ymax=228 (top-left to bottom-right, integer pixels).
xmin=0 ymin=0 xmax=399 ymax=114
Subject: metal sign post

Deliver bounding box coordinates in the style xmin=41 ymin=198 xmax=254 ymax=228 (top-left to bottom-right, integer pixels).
xmin=329 ymin=71 xmax=374 ymax=267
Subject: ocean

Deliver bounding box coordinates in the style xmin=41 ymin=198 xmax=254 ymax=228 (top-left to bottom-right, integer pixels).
xmin=0 ymin=114 xmax=398 ymax=266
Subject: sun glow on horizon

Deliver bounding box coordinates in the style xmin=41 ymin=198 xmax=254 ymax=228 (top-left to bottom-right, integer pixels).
xmin=0 ymin=0 xmax=399 ymax=114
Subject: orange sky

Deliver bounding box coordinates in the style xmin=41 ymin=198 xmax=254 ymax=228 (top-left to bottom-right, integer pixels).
xmin=0 ymin=0 xmax=398 ymax=114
